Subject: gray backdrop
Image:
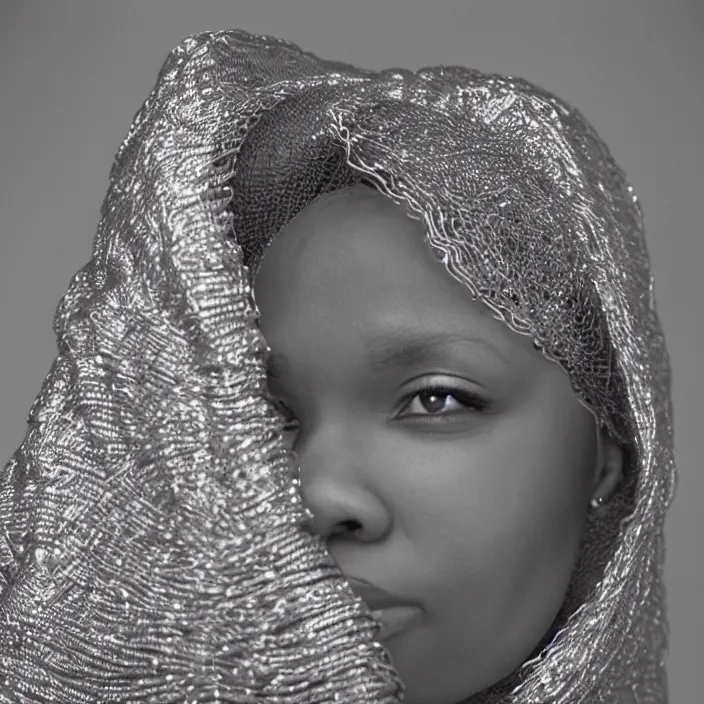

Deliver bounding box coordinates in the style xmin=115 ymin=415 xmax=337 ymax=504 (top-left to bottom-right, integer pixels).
xmin=0 ymin=1 xmax=701 ymax=699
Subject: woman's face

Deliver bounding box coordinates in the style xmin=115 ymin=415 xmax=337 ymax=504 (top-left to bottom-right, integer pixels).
xmin=253 ymin=184 xmax=620 ymax=704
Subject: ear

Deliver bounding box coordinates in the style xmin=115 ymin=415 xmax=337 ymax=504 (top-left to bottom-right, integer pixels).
xmin=591 ymin=424 xmax=625 ymax=504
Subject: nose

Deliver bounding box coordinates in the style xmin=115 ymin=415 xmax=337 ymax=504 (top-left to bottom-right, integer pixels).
xmin=296 ymin=437 xmax=392 ymax=543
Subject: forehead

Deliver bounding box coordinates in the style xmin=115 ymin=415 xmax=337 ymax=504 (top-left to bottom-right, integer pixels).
xmin=253 ymin=185 xmax=541 ymax=366
xmin=256 ymin=185 xmax=475 ymax=314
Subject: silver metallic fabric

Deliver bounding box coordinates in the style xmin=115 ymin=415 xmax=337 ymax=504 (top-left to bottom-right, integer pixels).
xmin=0 ymin=29 xmax=676 ymax=703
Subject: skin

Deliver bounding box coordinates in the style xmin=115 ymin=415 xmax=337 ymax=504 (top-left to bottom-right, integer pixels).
xmin=253 ymin=183 xmax=624 ymax=704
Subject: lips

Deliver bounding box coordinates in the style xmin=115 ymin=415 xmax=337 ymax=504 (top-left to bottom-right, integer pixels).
xmin=345 ymin=576 xmax=423 ymax=640
xmin=344 ymin=576 xmax=414 ymax=610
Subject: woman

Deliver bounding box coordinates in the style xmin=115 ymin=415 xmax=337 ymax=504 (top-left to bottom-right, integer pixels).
xmin=0 ymin=28 xmax=675 ymax=703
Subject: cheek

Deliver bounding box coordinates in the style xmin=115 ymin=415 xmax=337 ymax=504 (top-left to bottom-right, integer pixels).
xmin=385 ymin=401 xmax=597 ymax=699
xmin=398 ymin=399 xmax=597 ymax=562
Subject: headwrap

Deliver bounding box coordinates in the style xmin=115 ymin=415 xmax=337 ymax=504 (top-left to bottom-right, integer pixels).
xmin=0 ymin=29 xmax=676 ymax=703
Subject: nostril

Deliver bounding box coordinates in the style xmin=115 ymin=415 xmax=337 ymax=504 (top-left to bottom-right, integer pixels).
xmin=336 ymin=520 xmax=362 ymax=535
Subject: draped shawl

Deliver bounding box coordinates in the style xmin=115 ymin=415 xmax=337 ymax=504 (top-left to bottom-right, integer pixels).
xmin=0 ymin=29 xmax=676 ymax=704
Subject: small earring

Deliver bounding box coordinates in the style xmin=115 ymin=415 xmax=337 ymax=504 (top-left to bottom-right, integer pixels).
xmin=590 ymin=496 xmax=605 ymax=511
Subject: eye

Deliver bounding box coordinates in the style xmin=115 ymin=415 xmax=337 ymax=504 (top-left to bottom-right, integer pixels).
xmin=271 ymin=398 xmax=300 ymax=432
xmin=396 ymin=382 xmax=488 ymax=420
xmin=269 ymin=380 xmax=488 ymax=435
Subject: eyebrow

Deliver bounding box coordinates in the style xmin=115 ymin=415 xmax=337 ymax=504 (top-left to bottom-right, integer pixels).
xmin=364 ymin=330 xmax=508 ymax=372
xmin=265 ymin=330 xmax=508 ymax=380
